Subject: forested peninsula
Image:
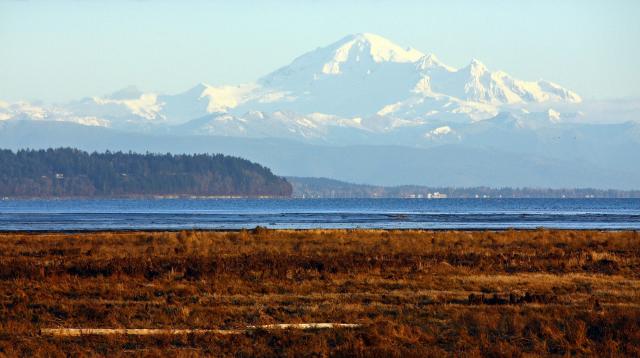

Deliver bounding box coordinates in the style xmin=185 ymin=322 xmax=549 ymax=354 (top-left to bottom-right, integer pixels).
xmin=0 ymin=148 xmax=292 ymax=198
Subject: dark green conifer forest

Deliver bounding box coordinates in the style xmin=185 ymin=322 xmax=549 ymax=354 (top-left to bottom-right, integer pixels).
xmin=0 ymin=148 xmax=292 ymax=197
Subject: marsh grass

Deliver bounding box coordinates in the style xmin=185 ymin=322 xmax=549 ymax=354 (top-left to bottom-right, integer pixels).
xmin=0 ymin=229 xmax=639 ymax=356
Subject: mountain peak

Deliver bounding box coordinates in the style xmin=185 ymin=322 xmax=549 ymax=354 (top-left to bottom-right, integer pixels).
xmin=183 ymin=82 xmax=210 ymax=96
xmin=329 ymin=33 xmax=424 ymax=66
xmin=260 ymin=33 xmax=424 ymax=87
xmin=345 ymin=32 xmax=384 ymax=42
xmin=106 ymin=85 xmax=143 ymax=100
xmin=468 ymin=58 xmax=487 ymax=68
xmin=466 ymin=58 xmax=489 ymax=76
xmin=416 ymin=53 xmax=454 ymax=71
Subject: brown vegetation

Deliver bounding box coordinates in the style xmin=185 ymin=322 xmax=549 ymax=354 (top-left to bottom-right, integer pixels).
xmin=0 ymin=229 xmax=639 ymax=356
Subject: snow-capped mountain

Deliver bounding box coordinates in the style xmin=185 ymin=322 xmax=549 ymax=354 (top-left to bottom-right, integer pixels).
xmin=226 ymin=33 xmax=581 ymax=119
xmin=2 ymin=33 xmax=587 ymax=135
xmin=2 ymin=33 xmax=638 ymax=188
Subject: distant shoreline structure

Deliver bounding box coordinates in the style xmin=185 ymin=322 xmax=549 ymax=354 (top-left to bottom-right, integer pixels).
xmin=2 ymin=181 xmax=639 ymax=200
xmin=287 ymin=177 xmax=640 ymax=199
xmin=3 ymin=191 xmax=640 ymax=200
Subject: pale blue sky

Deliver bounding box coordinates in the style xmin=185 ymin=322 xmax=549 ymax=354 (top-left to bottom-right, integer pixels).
xmin=1 ymin=0 xmax=639 ymax=102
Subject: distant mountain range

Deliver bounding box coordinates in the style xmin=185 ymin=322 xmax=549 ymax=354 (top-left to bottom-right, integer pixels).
xmin=1 ymin=33 xmax=639 ymax=188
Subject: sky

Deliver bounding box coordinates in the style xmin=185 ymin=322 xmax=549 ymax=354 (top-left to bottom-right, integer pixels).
xmin=1 ymin=0 xmax=639 ymax=103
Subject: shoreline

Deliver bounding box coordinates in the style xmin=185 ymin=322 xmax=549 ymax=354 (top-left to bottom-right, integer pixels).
xmin=3 ymin=196 xmax=640 ymax=200
xmin=0 ymin=195 xmax=292 ymax=201
xmin=2 ymin=227 xmax=639 ymax=234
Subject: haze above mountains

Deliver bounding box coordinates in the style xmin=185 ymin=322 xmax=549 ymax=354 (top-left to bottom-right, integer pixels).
xmin=2 ymin=33 xmax=639 ymax=189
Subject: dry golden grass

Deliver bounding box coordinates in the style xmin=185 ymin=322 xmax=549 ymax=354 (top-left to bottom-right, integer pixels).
xmin=0 ymin=229 xmax=639 ymax=356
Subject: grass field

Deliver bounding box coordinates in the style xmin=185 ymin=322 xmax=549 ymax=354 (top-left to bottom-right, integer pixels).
xmin=1 ymin=229 xmax=639 ymax=356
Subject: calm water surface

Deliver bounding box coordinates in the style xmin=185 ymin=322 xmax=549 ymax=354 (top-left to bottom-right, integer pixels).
xmin=0 ymin=198 xmax=639 ymax=231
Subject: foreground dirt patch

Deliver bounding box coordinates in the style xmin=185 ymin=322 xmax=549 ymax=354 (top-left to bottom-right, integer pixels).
xmin=1 ymin=229 xmax=639 ymax=356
